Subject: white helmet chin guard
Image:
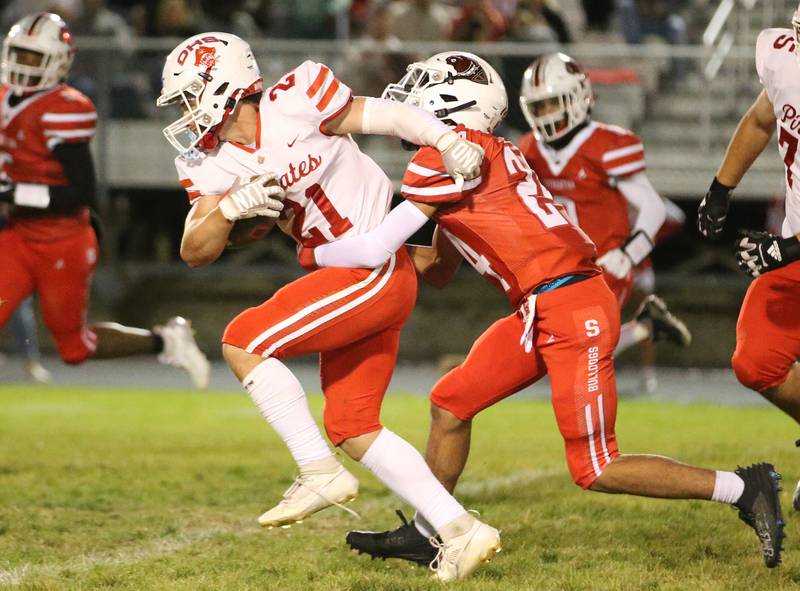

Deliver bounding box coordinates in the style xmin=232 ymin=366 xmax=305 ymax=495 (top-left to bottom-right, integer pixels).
xmin=383 ymin=51 xmax=508 ymax=133
xmin=520 ymin=53 xmax=594 ymax=142
xmin=1 ymin=12 xmax=75 ymax=95
xmin=157 ymin=32 xmax=262 ymax=154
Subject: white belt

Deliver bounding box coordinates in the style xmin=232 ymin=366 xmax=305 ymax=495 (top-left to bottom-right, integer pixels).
xmin=519 ymin=293 xmax=538 ymax=353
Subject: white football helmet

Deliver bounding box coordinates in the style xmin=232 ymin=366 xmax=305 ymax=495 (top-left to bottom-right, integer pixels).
xmin=520 ymin=53 xmax=594 ymax=142
xmin=1 ymin=13 xmax=75 ymax=95
xmin=383 ymin=51 xmax=507 ymax=133
xmin=157 ymin=32 xmax=262 ymax=154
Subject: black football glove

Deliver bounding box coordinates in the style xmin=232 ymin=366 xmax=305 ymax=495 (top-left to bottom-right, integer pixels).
xmin=697 ymin=177 xmax=735 ymax=239
xmin=735 ymin=229 xmax=800 ymax=277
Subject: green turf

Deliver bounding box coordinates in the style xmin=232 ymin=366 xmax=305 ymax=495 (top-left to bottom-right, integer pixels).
xmin=1 ymin=385 xmax=800 ymax=590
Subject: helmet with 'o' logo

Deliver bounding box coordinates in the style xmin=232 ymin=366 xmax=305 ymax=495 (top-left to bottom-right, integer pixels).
xmin=157 ymin=32 xmax=262 ymax=154
xmin=383 ymin=51 xmax=507 ymax=133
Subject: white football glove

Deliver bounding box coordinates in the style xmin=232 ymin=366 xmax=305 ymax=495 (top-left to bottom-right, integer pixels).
xmin=597 ymin=247 xmax=633 ymax=279
xmin=436 ymin=131 xmax=485 ymax=182
xmin=219 ymin=173 xmax=285 ymax=222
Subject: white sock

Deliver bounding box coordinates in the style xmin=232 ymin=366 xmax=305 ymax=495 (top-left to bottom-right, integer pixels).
xmin=360 ymin=429 xmax=466 ymax=533
xmin=615 ymin=320 xmax=651 ymax=355
xmin=414 ymin=513 xmax=436 ymax=538
xmin=711 ymin=470 xmax=745 ymax=504
xmin=243 ymin=358 xmax=334 ymax=466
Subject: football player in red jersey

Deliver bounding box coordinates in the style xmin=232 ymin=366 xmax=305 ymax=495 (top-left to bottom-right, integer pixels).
xmin=300 ymin=52 xmax=784 ymax=568
xmin=0 ymin=13 xmax=210 ymax=388
xmin=519 ymin=53 xmax=691 ymax=362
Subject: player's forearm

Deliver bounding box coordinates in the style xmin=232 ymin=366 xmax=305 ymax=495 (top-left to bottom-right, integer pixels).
xmin=617 ymin=172 xmax=666 ymax=242
xmin=717 ymin=94 xmax=776 ymax=186
xmin=339 ymin=97 xmax=452 ymax=148
xmin=180 ymin=206 xmax=232 ymax=268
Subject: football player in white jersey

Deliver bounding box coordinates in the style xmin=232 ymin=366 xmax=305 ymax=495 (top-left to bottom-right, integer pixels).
xmin=698 ymin=5 xmax=800 ymax=510
xmin=157 ymin=33 xmax=499 ymax=581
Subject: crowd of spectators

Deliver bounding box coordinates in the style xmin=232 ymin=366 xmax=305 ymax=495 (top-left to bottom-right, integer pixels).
xmin=0 ymin=1 xmax=698 ymax=119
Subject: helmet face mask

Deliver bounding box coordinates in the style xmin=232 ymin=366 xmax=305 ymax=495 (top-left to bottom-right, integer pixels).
xmin=157 ymin=33 xmax=262 ymax=156
xmin=520 ymin=53 xmax=594 ymax=143
xmin=383 ymin=51 xmax=508 ymax=133
xmin=1 ymin=13 xmax=75 ymax=95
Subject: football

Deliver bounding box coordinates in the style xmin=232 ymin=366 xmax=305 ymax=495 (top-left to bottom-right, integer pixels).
xmin=226 ymin=215 xmax=277 ymax=249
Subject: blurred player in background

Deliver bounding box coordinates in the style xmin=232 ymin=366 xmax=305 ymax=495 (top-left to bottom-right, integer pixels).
xmin=302 ymin=51 xmax=785 ymax=569
xmin=160 ymin=32 xmax=499 ymax=581
xmin=518 ymin=53 xmax=691 ymax=370
xmin=0 ymin=13 xmax=210 ymax=388
xmin=698 ymin=6 xmax=800 ymax=510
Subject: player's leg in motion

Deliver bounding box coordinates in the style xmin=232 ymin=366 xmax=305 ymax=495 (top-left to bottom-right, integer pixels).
xmin=729 ymin=262 xmax=800 ymax=509
xmin=224 ymin=253 xmax=500 ymax=581
xmin=542 ymin=277 xmax=783 ymax=567
xmin=31 ymin=226 xmax=209 ymax=388
xmin=8 ymin=297 xmax=51 ymax=383
xmin=347 ymin=312 xmax=546 ymax=565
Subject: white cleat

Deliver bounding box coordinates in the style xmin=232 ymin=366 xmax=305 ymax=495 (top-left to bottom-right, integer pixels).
xmin=258 ymin=465 xmax=359 ymax=528
xmin=25 ymin=359 xmax=52 ymax=384
xmin=431 ymin=520 xmax=501 ymax=582
xmin=154 ymin=316 xmax=210 ymax=389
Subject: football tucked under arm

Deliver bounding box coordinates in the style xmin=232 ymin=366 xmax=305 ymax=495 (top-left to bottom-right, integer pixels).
xmin=302 ymin=200 xmax=433 ymax=270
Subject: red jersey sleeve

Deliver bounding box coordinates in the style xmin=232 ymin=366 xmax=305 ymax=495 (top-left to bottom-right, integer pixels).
xmin=38 ymin=86 xmax=97 ymax=151
xmin=598 ymin=128 xmax=645 ymax=179
xmin=400 ymin=146 xmax=483 ymax=204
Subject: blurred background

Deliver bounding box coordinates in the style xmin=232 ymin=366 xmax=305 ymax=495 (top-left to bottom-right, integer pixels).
xmin=0 ymin=0 xmax=794 ymax=387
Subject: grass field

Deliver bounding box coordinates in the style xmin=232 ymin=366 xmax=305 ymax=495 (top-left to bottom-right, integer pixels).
xmin=1 ymin=386 xmax=800 ymax=590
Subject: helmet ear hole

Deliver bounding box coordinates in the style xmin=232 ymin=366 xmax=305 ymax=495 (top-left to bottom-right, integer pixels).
xmin=214 ymin=82 xmax=229 ymax=96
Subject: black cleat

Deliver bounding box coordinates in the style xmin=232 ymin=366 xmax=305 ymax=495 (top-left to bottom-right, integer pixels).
xmin=733 ymin=462 xmax=785 ymax=568
xmin=635 ymin=294 xmax=692 ymax=347
xmin=345 ymin=510 xmax=438 ymax=567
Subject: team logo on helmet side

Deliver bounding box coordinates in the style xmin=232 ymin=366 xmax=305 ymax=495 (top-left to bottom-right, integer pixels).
xmin=194 ymin=46 xmax=217 ymax=68
xmin=445 ymin=55 xmax=488 ymax=85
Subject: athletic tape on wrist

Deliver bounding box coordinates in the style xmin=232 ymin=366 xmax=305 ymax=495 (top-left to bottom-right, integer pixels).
xmin=14 ymin=183 xmax=50 ymax=208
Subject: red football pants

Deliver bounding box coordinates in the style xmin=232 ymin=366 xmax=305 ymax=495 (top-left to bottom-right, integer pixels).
xmin=431 ymin=275 xmax=621 ymax=488
xmin=223 ymin=249 xmax=417 ymax=446
xmin=0 ymin=225 xmax=98 ymax=364
xmin=732 ymin=260 xmax=800 ymax=393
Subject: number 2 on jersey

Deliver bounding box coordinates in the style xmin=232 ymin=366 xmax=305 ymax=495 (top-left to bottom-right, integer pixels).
xmin=502 ymin=143 xmax=568 ymax=229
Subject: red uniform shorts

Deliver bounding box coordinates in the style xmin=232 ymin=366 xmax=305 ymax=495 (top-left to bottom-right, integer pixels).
xmin=732 ymin=260 xmax=800 ymax=393
xmin=223 ymin=249 xmax=417 ymax=445
xmin=431 ymin=275 xmax=621 ymax=489
xmin=0 ymin=222 xmax=98 ymax=364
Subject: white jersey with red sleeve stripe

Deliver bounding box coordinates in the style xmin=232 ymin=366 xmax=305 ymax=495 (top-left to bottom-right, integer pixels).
xmin=173 ymin=60 xmax=393 ymax=247
xmin=0 ymin=83 xmax=96 ymax=186
xmin=519 ymin=121 xmax=645 ymax=256
xmin=755 ymin=28 xmax=800 ymax=237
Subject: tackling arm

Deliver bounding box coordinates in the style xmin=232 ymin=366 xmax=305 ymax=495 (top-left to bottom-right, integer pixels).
xmin=409 ymin=226 xmax=463 ymax=289
xmin=302 ymin=200 xmax=437 ymax=269
xmin=322 ymin=97 xmax=484 ymax=180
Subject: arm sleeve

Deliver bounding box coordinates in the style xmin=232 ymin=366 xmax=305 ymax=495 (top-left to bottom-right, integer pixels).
xmin=361 ymin=97 xmax=451 ymax=148
xmin=400 ymin=145 xmax=482 ymax=204
xmin=314 ymin=201 xmax=431 ymax=269
xmin=616 ymin=171 xmax=666 ymax=241
xmin=47 ymin=142 xmax=97 ymax=210
xmin=174 ymin=156 xmax=237 ymax=203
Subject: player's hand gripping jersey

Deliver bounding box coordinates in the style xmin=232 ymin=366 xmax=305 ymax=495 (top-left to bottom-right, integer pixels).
xmin=0 ymin=83 xmax=96 ymax=238
xmin=401 ymin=125 xmax=599 ymax=307
xmin=518 ymin=121 xmax=645 ymax=256
xmin=175 ymin=61 xmax=393 ymax=246
xmin=756 ymin=28 xmax=800 ymax=237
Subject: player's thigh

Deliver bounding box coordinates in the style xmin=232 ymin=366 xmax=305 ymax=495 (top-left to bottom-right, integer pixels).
xmin=431 ymin=313 xmax=547 ymax=421
xmin=733 ymin=262 xmax=800 ymax=391
xmin=320 ymin=327 xmax=401 ymax=446
xmin=537 ymin=276 xmax=621 ymax=488
xmin=34 ymin=227 xmax=98 ymax=363
xmin=0 ymin=229 xmax=35 ymax=328
xmin=224 ymin=252 xmax=416 ymax=359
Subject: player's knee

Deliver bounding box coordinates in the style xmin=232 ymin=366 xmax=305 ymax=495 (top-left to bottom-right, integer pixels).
xmin=430 ymin=402 xmax=469 ymax=432
xmin=732 ymin=349 xmax=785 ymax=393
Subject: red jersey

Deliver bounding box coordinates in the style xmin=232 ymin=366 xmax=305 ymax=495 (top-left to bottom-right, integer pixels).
xmin=519 ymin=122 xmax=645 ymax=256
xmin=0 ymin=83 xmax=97 ymax=240
xmin=401 ymin=126 xmax=598 ymax=307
